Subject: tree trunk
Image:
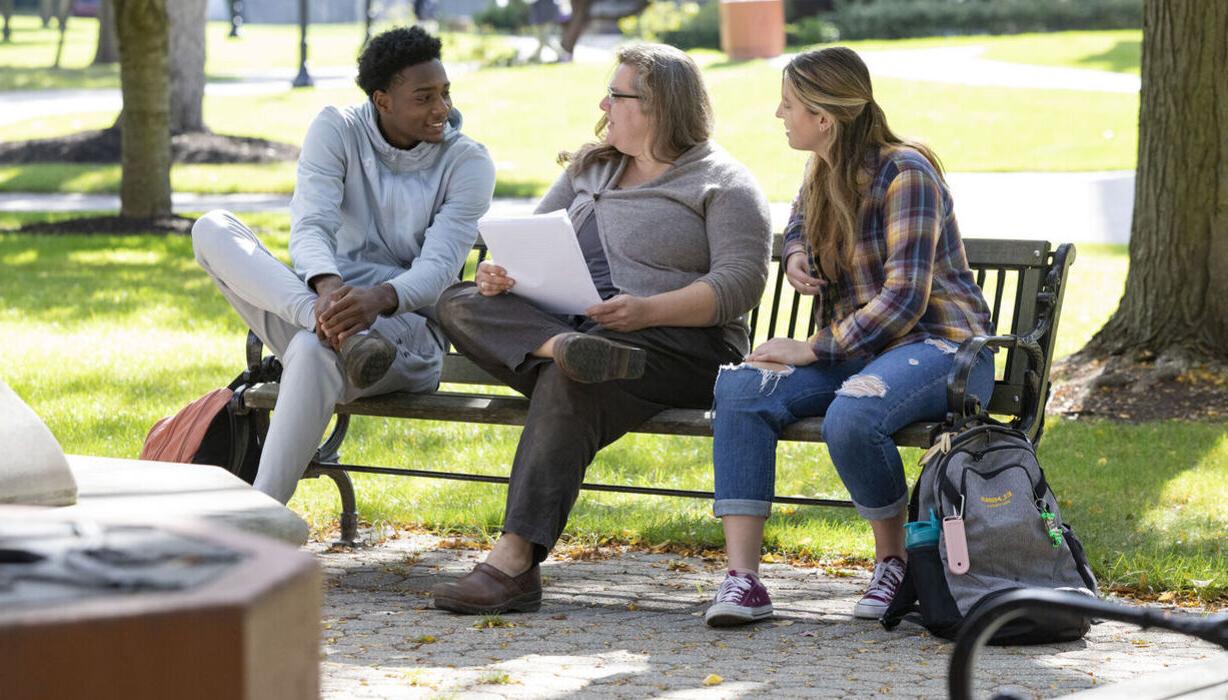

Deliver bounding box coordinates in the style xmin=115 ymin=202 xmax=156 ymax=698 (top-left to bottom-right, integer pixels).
xmin=115 ymin=0 xmax=172 ymax=219
xmin=1081 ymin=0 xmax=1228 ymax=363
xmin=168 ymin=0 xmax=208 ymax=134
xmin=92 ymin=0 xmax=119 ymax=65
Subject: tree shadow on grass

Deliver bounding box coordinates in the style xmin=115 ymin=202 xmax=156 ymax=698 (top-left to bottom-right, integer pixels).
xmin=0 ymin=65 xmax=119 ymax=92
xmin=0 ymin=233 xmax=243 ymax=331
xmin=1076 ymin=38 xmax=1141 ymax=75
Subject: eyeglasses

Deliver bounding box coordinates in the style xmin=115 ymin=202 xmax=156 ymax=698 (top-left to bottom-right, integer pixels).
xmin=606 ymin=86 xmax=641 ymax=102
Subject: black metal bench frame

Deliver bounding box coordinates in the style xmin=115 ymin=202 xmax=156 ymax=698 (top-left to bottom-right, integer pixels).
xmin=238 ymin=236 xmax=1076 ymax=544
xmin=947 ymin=588 xmax=1228 ymax=700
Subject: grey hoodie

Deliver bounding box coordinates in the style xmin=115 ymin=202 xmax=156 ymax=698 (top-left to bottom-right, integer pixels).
xmin=289 ymin=101 xmax=496 ymax=318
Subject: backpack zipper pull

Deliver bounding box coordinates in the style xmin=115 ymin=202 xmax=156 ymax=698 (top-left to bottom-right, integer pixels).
xmin=920 ymin=431 xmax=954 ymax=466
xmin=943 ymin=495 xmax=970 ymax=575
xmin=1038 ymin=502 xmax=1062 ymax=548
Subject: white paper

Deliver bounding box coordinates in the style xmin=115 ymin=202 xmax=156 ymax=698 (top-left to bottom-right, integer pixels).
xmin=478 ymin=210 xmax=603 ymax=315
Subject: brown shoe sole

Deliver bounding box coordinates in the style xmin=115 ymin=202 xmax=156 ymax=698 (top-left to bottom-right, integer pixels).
xmin=432 ymin=591 xmax=543 ymax=615
xmin=340 ymin=332 xmax=396 ymax=389
xmin=555 ymin=334 xmax=646 ymax=384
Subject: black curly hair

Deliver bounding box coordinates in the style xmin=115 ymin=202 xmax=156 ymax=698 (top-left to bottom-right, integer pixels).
xmin=356 ymin=26 xmax=443 ymax=98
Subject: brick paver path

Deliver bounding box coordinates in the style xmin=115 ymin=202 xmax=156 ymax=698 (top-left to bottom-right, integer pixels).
xmin=313 ymin=533 xmax=1223 ymax=699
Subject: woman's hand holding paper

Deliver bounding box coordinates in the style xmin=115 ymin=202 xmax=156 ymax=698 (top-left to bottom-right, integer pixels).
xmin=476 ymin=261 xmax=515 ymax=296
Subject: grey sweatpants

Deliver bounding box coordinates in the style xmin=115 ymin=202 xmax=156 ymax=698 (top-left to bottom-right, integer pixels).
xmin=191 ymin=210 xmax=444 ymax=503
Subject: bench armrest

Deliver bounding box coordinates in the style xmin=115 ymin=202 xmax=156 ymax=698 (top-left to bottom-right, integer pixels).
xmin=946 ymin=334 xmax=1044 ymax=432
xmin=243 ymin=331 xmax=282 ymax=385
xmin=246 ymin=330 xmax=265 ymax=374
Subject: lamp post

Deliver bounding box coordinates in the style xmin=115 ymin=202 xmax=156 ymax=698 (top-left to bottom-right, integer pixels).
xmin=292 ymin=0 xmax=313 ymax=88
xmin=227 ymin=0 xmax=243 ymax=38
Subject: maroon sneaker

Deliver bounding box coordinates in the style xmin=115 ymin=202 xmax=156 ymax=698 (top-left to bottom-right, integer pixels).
xmin=704 ymin=570 xmax=774 ymax=627
xmin=854 ymin=555 xmax=906 ymax=619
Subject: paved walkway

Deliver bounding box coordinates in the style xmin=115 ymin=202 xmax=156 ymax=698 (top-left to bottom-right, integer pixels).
xmin=313 ymin=531 xmax=1224 ymax=699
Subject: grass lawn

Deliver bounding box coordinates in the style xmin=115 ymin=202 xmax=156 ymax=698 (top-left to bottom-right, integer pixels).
xmin=976 ymin=30 xmax=1141 ymax=75
xmin=833 ymin=30 xmax=1141 ymax=76
xmin=1 ymin=213 xmax=1223 ymax=603
xmin=0 ymin=14 xmax=514 ymax=92
xmin=2 ymin=58 xmax=1138 ymax=200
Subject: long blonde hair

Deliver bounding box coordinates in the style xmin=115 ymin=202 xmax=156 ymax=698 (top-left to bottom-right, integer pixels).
xmin=784 ymin=47 xmax=944 ymax=280
xmin=560 ymin=43 xmax=713 ymax=173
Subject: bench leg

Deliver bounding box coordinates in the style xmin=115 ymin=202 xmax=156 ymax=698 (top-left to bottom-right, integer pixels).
xmin=302 ymin=414 xmax=359 ymax=545
xmin=320 ymin=468 xmax=359 ymax=546
xmin=301 ymin=465 xmax=359 ymax=545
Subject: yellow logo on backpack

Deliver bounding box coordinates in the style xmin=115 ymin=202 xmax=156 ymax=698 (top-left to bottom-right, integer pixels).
xmin=980 ymin=490 xmax=1014 ymax=508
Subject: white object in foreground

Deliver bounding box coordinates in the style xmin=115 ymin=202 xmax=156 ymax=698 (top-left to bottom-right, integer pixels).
xmin=479 ymin=209 xmax=603 ymax=315
xmin=0 ymin=379 xmax=77 ymax=506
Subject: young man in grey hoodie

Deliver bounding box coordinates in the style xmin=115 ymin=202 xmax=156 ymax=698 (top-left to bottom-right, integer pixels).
xmin=192 ymin=26 xmax=496 ymax=504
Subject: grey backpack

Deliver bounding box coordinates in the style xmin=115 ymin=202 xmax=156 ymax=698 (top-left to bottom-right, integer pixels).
xmin=882 ymin=420 xmax=1099 ymax=644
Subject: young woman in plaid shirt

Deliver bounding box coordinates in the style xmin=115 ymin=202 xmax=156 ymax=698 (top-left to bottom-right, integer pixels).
xmin=704 ymin=47 xmax=996 ymax=627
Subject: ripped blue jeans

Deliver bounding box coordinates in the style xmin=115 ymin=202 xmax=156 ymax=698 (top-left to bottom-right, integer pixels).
xmin=711 ymin=339 xmax=994 ymax=521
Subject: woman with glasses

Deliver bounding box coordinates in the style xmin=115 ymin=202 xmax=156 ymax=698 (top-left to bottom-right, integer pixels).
xmin=431 ymin=43 xmax=772 ymax=615
xmin=702 ymin=47 xmax=995 ymax=627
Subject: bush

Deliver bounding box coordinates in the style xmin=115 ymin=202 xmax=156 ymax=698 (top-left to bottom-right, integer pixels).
xmin=619 ymin=1 xmax=704 ymax=43
xmin=473 ymin=0 xmax=531 ymax=32
xmin=786 ymin=16 xmax=840 ymax=46
xmin=657 ymin=0 xmax=721 ymax=50
xmin=828 ymin=0 xmax=1141 ymax=40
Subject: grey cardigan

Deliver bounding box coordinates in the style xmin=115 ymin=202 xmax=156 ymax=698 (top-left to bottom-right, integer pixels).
xmin=535 ymin=141 xmax=771 ymax=354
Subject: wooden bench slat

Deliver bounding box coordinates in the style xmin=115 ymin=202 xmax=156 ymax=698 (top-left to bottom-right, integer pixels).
xmin=243 ymin=384 xmax=938 ymax=447
xmin=964 ymin=239 xmax=1050 ymax=268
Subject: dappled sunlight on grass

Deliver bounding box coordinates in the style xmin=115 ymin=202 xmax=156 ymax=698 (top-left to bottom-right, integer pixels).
xmin=1141 ymin=434 xmax=1228 ymax=543
xmin=1039 ymin=418 xmax=1228 ymax=600
xmin=67 ymin=247 xmax=170 ymax=266
xmin=1 ymin=112 xmax=115 ymax=139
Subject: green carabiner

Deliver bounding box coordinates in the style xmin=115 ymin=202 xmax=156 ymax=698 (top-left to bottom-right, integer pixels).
xmin=1039 ymin=505 xmax=1062 ymax=548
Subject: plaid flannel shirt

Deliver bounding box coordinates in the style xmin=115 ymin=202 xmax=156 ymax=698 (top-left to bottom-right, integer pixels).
xmin=782 ymin=148 xmax=992 ymax=363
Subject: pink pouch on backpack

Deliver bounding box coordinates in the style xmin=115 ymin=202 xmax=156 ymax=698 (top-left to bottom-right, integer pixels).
xmin=139 ymin=388 xmax=234 ymax=463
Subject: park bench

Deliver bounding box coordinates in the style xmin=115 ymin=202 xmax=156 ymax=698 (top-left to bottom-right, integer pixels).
xmin=237 ymin=235 xmax=1076 ymax=544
